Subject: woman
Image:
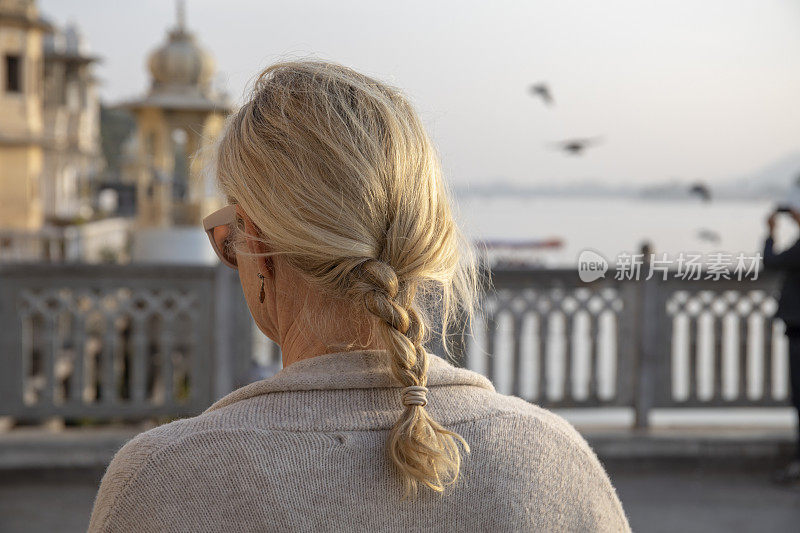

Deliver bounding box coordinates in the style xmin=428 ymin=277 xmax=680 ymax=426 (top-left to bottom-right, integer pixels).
xmin=89 ymin=61 xmax=629 ymax=532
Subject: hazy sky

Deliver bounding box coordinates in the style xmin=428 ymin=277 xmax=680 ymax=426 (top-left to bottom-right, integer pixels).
xmin=40 ymin=0 xmax=800 ymax=187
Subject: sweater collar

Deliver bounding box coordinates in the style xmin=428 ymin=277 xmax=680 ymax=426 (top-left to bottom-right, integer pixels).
xmin=205 ymin=349 xmax=494 ymax=413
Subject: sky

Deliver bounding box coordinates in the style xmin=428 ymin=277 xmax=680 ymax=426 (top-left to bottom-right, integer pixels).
xmin=40 ymin=0 xmax=800 ymax=188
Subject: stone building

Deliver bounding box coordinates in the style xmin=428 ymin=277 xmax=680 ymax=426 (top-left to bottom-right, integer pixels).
xmin=0 ymin=0 xmax=227 ymax=263
xmin=120 ymin=2 xmax=230 ymax=230
xmin=0 ymin=0 xmax=117 ymax=261
xmin=0 ymin=0 xmax=101 ymax=226
xmin=0 ymin=0 xmax=50 ymax=230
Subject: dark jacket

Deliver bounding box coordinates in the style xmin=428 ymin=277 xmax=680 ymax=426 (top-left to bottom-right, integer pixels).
xmin=764 ymin=236 xmax=800 ymax=326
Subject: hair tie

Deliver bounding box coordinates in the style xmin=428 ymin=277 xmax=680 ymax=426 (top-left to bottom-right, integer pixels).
xmin=401 ymin=385 xmax=429 ymax=407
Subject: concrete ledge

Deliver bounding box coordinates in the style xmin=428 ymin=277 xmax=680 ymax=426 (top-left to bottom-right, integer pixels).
xmin=0 ymin=428 xmax=139 ymax=470
xmin=0 ymin=426 xmax=795 ymax=470
xmin=586 ymin=427 xmax=796 ymax=460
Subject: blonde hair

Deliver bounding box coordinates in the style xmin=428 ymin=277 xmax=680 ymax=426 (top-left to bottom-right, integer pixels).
xmin=215 ymin=60 xmax=479 ymax=497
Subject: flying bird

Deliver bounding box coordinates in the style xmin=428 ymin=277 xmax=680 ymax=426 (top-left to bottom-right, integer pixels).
xmin=529 ymin=83 xmax=554 ymax=106
xmin=550 ymin=137 xmax=603 ymax=156
xmin=697 ymin=228 xmax=721 ymax=243
xmin=689 ymin=182 xmax=712 ymax=202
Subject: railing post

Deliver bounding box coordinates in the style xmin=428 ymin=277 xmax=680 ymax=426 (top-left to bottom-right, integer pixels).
xmin=212 ymin=266 xmax=253 ymax=399
xmin=634 ymin=274 xmax=662 ymax=429
xmin=0 ymin=267 xmax=23 ymax=416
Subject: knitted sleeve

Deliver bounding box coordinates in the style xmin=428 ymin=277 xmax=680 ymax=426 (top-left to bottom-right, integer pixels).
xmin=495 ymin=399 xmax=632 ymax=532
xmin=528 ymin=409 xmax=631 ymax=532
xmin=87 ymin=431 xmax=166 ymax=533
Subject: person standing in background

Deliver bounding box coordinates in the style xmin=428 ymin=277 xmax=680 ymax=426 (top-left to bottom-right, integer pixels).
xmin=765 ymin=207 xmax=800 ymax=483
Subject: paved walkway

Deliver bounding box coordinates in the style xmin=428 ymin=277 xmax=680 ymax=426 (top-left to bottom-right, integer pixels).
xmin=1 ymin=460 xmax=799 ymax=532
xmin=0 ymin=468 xmax=101 ymax=533
xmin=609 ymin=459 xmax=800 ymax=532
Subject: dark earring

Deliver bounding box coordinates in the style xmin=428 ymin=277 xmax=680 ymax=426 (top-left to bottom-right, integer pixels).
xmin=257 ymin=272 xmax=266 ymax=303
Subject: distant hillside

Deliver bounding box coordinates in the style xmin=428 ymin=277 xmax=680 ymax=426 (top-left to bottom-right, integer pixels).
xmin=718 ymin=151 xmax=800 ymax=199
xmin=455 ymin=152 xmax=800 ymax=201
xmin=454 ymin=180 xmax=637 ymax=198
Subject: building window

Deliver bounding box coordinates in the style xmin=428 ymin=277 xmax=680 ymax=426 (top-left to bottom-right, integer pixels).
xmin=5 ymin=55 xmax=21 ymax=93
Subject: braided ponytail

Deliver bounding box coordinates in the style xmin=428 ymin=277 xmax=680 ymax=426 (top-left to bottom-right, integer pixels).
xmin=348 ymin=259 xmax=469 ymax=497
xmin=216 ymin=61 xmax=480 ymax=498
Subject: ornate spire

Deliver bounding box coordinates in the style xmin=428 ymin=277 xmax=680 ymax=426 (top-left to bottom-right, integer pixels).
xmin=147 ymin=0 xmax=216 ymax=92
xmin=176 ymin=0 xmax=186 ymax=32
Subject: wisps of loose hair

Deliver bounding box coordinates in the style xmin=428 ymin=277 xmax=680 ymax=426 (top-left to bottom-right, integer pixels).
xmin=215 ymin=60 xmax=481 ymax=497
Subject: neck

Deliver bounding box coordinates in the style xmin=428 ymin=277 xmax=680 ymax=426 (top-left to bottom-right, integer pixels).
xmin=280 ymin=321 xmax=328 ymax=368
xmin=277 ymin=300 xmax=384 ymax=368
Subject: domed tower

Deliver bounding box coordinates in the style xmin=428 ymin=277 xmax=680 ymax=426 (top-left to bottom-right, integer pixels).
xmin=122 ymin=0 xmax=229 ymax=231
xmin=147 ymin=16 xmax=215 ymax=95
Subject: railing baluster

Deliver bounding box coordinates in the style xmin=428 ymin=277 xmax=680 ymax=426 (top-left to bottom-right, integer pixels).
xmin=511 ymin=314 xmax=524 ymax=398
xmin=20 ymin=312 xmax=33 ymax=405
xmin=131 ymin=316 xmax=147 ymax=403
xmin=687 ymin=315 xmax=698 ymax=402
xmin=102 ymin=315 xmax=117 ymax=404
xmin=43 ymin=314 xmax=57 ymax=405
xmin=71 ymin=313 xmax=86 ymax=404
xmin=485 ymin=313 xmax=497 ymax=385
xmin=737 ymin=315 xmax=748 ymax=401
xmin=537 ymin=314 xmax=549 ymax=403
xmin=587 ymin=313 xmax=599 ymax=401
xmin=713 ymin=315 xmax=724 ymax=401
xmin=610 ymin=310 xmax=621 ymax=403
xmin=563 ymin=313 xmax=574 ymax=401
xmin=184 ymin=316 xmax=198 ymax=404
xmin=763 ymin=317 xmax=773 ymax=400
xmin=161 ymin=315 xmax=175 ymax=405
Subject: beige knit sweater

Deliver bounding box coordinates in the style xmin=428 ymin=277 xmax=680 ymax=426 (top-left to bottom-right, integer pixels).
xmin=88 ymin=349 xmax=630 ymax=532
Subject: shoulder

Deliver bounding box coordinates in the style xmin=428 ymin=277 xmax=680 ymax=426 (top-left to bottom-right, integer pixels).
xmin=489 ymin=393 xmax=600 ymax=456
xmin=87 ymin=411 xmax=251 ymax=532
xmin=463 ymin=392 xmax=631 ymax=532
xmin=87 ymin=420 xmax=184 ymax=532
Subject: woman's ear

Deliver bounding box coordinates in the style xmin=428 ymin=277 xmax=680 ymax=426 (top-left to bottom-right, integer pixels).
xmin=237 ymin=207 xmax=274 ymax=275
